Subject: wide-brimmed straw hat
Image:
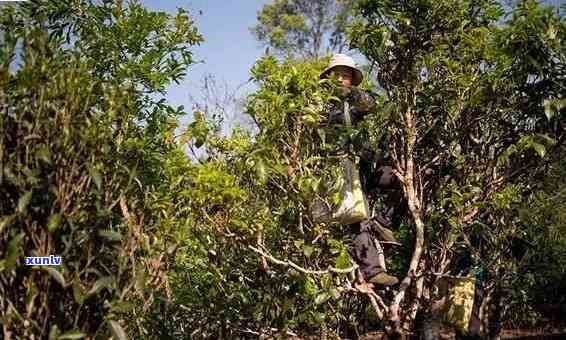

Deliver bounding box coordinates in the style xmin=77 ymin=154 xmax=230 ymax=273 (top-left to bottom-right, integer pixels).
xmin=320 ymin=53 xmax=363 ymax=86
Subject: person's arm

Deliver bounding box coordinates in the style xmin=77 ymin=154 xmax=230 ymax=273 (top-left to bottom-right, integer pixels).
xmin=349 ymin=88 xmax=376 ymax=123
xmin=368 ymin=164 xmax=405 ymax=229
xmin=350 ymin=88 xmax=376 ymax=112
xmin=375 ymin=165 xmax=398 ymax=189
xmin=324 ymin=88 xmax=376 ymax=125
xmin=327 ymin=105 xmax=344 ymax=124
xmin=374 ymin=189 xmax=406 ymax=229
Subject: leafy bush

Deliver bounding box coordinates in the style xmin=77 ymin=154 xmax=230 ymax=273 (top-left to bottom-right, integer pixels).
xmin=0 ymin=1 xmax=201 ymax=338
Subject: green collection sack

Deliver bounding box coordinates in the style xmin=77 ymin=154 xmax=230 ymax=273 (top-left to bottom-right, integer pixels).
xmin=311 ymin=157 xmax=370 ymax=225
xmin=441 ymin=276 xmax=476 ymax=335
xmin=310 ymin=101 xmax=370 ymax=225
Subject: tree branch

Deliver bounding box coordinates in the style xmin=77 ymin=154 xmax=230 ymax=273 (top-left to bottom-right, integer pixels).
xmin=248 ymin=245 xmax=358 ymax=275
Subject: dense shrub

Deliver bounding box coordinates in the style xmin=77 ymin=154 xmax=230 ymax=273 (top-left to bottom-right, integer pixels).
xmin=0 ymin=1 xmax=201 ymax=338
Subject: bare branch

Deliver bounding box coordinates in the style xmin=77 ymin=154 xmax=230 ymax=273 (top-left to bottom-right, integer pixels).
xmin=248 ymin=245 xmax=358 ymax=275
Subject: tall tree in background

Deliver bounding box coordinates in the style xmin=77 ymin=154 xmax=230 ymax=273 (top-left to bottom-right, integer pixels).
xmin=251 ymin=0 xmax=355 ymax=58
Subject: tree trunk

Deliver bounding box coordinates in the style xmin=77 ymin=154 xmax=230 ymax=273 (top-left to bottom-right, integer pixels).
xmin=488 ymin=282 xmax=504 ymax=340
xmin=387 ymin=102 xmax=426 ymax=336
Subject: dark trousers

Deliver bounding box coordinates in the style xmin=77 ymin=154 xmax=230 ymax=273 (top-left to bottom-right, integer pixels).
xmin=350 ymin=220 xmax=385 ymax=279
xmin=351 ymin=165 xmax=403 ymax=280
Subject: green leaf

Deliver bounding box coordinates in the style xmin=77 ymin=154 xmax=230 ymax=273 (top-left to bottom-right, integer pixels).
xmin=48 ymin=325 xmax=60 ymax=340
xmin=532 ymin=142 xmax=546 ymax=158
xmin=87 ymin=276 xmax=113 ymax=296
xmin=135 ymin=266 xmax=147 ymax=293
xmin=108 ymin=320 xmax=127 ymax=340
xmin=256 ymin=159 xmax=267 ymax=183
xmin=195 ymin=137 xmax=205 ymax=148
xmin=302 ymin=113 xmax=317 ymax=124
xmin=544 ymin=99 xmax=555 ymax=120
xmin=36 ymin=146 xmax=52 ymax=164
xmin=98 ymin=230 xmax=122 ymax=242
xmin=73 ymin=280 xmax=85 ymax=305
xmin=303 ymin=277 xmax=317 ymax=296
xmin=45 ymin=267 xmax=66 ymax=287
xmin=335 ymin=248 xmax=351 ymax=269
xmin=332 ymin=191 xmax=342 ymax=206
xmin=303 ymin=245 xmax=314 ymax=258
xmin=537 ymin=134 xmax=556 ymax=146
xmin=3 ymin=232 xmax=24 ymax=271
xmin=272 ymin=162 xmax=286 ymax=175
xmin=109 ymin=301 xmax=135 ymax=314
xmin=314 ymin=292 xmax=329 ymax=305
xmin=89 ymin=165 xmax=102 ymax=190
xmin=47 ymin=213 xmax=62 ymax=233
xmin=316 ymin=128 xmax=326 ymax=145
xmin=329 ymin=288 xmax=340 ymax=300
xmin=58 ymin=331 xmax=86 ymax=339
xmin=0 ymin=215 xmax=15 ymax=237
xmin=17 ymin=191 xmax=32 ymax=213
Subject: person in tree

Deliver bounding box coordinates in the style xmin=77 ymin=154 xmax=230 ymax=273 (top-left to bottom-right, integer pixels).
xmin=320 ymin=54 xmax=404 ymax=286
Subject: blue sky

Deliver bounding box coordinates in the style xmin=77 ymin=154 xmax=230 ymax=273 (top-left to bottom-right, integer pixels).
xmin=141 ymin=0 xmax=269 ymax=129
xmin=140 ymin=0 xmax=564 ymax=133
